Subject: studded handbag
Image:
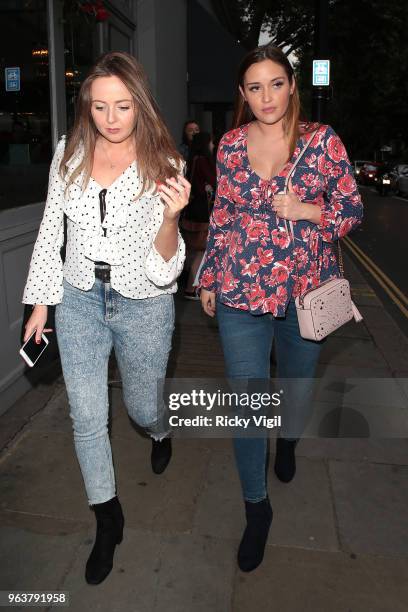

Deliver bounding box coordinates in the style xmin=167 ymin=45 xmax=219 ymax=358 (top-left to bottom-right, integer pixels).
xmin=292 ymin=258 xmax=363 ymax=341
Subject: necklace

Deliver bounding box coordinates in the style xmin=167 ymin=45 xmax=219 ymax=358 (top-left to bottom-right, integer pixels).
xmin=101 ymin=141 xmax=134 ymax=169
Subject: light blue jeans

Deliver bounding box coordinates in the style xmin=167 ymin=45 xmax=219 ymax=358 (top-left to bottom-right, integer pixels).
xmin=55 ymin=278 xmax=174 ymax=505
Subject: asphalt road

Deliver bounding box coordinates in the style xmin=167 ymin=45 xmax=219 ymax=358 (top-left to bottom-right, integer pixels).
xmin=346 ymin=184 xmax=408 ymax=335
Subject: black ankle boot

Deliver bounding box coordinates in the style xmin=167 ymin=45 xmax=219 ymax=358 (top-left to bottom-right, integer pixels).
xmin=151 ymin=437 xmax=172 ymax=474
xmin=85 ymin=496 xmax=124 ymax=585
xmin=274 ymin=438 xmax=298 ymax=483
xmin=237 ymin=497 xmax=273 ymax=572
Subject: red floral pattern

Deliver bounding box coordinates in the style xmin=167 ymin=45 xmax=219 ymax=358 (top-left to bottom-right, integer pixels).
xmin=198 ymin=122 xmax=363 ymax=316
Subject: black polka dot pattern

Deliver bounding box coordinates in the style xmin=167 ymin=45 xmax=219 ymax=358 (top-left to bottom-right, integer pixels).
xmin=22 ymin=137 xmax=186 ymax=305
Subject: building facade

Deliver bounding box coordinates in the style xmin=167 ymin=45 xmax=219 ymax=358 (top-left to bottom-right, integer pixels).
xmin=0 ymin=0 xmax=244 ymax=413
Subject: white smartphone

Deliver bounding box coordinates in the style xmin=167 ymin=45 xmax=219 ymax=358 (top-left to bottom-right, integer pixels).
xmin=19 ymin=331 xmax=49 ymax=367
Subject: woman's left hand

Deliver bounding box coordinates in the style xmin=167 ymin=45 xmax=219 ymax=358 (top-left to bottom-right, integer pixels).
xmin=158 ymin=175 xmax=191 ymax=221
xmin=272 ymin=182 xmax=305 ymax=222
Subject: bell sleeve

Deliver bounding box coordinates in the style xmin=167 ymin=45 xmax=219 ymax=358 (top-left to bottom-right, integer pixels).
xmin=197 ymin=137 xmax=235 ymax=292
xmin=22 ymin=137 xmax=66 ymax=305
xmin=317 ymin=126 xmax=363 ymax=243
xmin=144 ymin=196 xmax=186 ymax=287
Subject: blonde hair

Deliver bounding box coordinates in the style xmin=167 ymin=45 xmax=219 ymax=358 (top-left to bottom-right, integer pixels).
xmin=60 ymin=51 xmax=182 ymax=195
xmin=232 ymin=44 xmax=302 ymax=158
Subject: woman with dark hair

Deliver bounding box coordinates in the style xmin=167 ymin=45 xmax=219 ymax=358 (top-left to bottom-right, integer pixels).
xmin=182 ymin=131 xmax=216 ymax=298
xmin=198 ymin=44 xmax=363 ymax=572
xmin=188 ymin=131 xmax=214 ymax=165
xmin=178 ymin=118 xmax=200 ymax=161
xmin=22 ymin=51 xmax=190 ymax=585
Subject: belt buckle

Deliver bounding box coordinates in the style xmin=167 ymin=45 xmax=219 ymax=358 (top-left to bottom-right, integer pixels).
xmin=101 ymin=268 xmax=110 ymax=283
xmin=95 ymin=264 xmax=111 ymax=283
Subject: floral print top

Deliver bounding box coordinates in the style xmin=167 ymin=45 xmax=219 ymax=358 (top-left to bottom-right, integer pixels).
xmin=198 ymin=121 xmax=363 ymax=316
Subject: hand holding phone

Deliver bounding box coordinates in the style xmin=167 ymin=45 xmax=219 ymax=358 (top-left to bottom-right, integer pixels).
xmin=23 ymin=304 xmax=53 ymax=344
xmin=21 ymin=304 xmax=53 ymax=367
xmin=20 ymin=331 xmax=49 ymax=367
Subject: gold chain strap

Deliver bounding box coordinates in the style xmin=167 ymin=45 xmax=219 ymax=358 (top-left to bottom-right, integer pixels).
xmin=337 ymin=240 xmax=344 ymax=277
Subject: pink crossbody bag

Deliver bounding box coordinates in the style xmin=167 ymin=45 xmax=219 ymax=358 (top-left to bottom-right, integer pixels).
xmin=280 ymin=129 xmax=363 ymax=341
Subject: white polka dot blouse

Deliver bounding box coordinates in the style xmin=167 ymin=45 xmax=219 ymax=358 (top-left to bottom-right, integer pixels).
xmin=22 ymin=136 xmax=186 ymax=305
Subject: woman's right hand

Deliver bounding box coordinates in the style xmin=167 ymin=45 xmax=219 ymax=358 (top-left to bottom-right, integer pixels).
xmin=200 ymin=289 xmax=216 ymax=317
xmin=23 ymin=305 xmax=53 ymax=343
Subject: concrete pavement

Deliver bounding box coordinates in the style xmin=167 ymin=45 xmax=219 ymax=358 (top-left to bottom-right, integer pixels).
xmin=1 ymin=253 xmax=408 ymax=612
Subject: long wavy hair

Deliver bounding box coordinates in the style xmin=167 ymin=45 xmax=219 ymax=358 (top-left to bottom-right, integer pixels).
xmin=60 ymin=51 xmax=182 ymax=195
xmin=232 ymin=44 xmax=302 ymax=158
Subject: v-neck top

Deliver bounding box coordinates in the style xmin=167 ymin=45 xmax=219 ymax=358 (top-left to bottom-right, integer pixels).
xmin=244 ymin=123 xmax=294 ymax=183
xmin=22 ymin=136 xmax=186 ymax=305
xmin=90 ymin=160 xmax=136 ymax=190
xmin=198 ymin=121 xmax=363 ymax=316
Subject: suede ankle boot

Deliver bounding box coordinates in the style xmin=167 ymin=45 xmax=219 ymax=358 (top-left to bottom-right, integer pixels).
xmin=85 ymin=495 xmax=124 ymax=585
xmin=237 ymin=496 xmax=273 ymax=572
xmin=151 ymin=437 xmax=172 ymax=474
xmin=274 ymin=438 xmax=298 ymax=483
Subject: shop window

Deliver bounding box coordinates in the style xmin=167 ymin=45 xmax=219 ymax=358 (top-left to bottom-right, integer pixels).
xmin=64 ymin=2 xmax=104 ymax=130
xmin=0 ymin=0 xmax=51 ymax=211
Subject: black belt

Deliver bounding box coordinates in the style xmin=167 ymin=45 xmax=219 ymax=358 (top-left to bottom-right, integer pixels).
xmin=95 ymin=189 xmax=111 ymax=282
xmin=95 ymin=262 xmax=111 ymax=283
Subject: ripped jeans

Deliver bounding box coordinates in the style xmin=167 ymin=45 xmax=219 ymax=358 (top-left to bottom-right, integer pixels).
xmin=55 ymin=278 xmax=174 ymax=505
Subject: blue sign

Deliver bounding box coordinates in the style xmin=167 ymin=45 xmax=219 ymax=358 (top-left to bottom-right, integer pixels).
xmin=312 ymin=60 xmax=330 ymax=86
xmin=5 ymin=67 xmax=20 ymax=92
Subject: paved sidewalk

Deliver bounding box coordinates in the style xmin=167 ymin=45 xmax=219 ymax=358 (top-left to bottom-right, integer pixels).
xmin=1 ymin=253 xmax=408 ymax=612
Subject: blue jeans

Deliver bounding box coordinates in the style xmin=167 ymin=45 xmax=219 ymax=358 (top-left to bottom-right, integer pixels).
xmin=216 ymin=298 xmax=324 ymax=502
xmin=55 ymin=279 xmax=174 ymax=505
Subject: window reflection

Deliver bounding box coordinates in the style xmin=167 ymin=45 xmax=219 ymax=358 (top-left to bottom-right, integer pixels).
xmin=0 ymin=0 xmax=51 ymax=210
xmin=64 ymin=2 xmax=98 ymax=130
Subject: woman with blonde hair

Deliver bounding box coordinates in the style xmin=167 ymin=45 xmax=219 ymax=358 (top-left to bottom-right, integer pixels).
xmin=22 ymin=51 xmax=190 ymax=584
xmin=199 ymin=43 xmax=363 ymax=572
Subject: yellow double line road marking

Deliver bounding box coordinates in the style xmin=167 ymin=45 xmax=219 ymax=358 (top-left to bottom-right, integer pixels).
xmin=343 ymin=236 xmax=408 ymax=318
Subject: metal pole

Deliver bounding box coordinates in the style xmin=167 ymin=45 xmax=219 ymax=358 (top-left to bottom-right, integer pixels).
xmin=47 ymin=0 xmax=67 ymax=150
xmin=312 ymin=0 xmax=329 ymax=122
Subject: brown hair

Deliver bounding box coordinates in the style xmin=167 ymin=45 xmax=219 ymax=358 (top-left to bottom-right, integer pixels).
xmin=232 ymin=44 xmax=301 ymax=158
xmin=60 ymin=51 xmax=183 ymax=195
